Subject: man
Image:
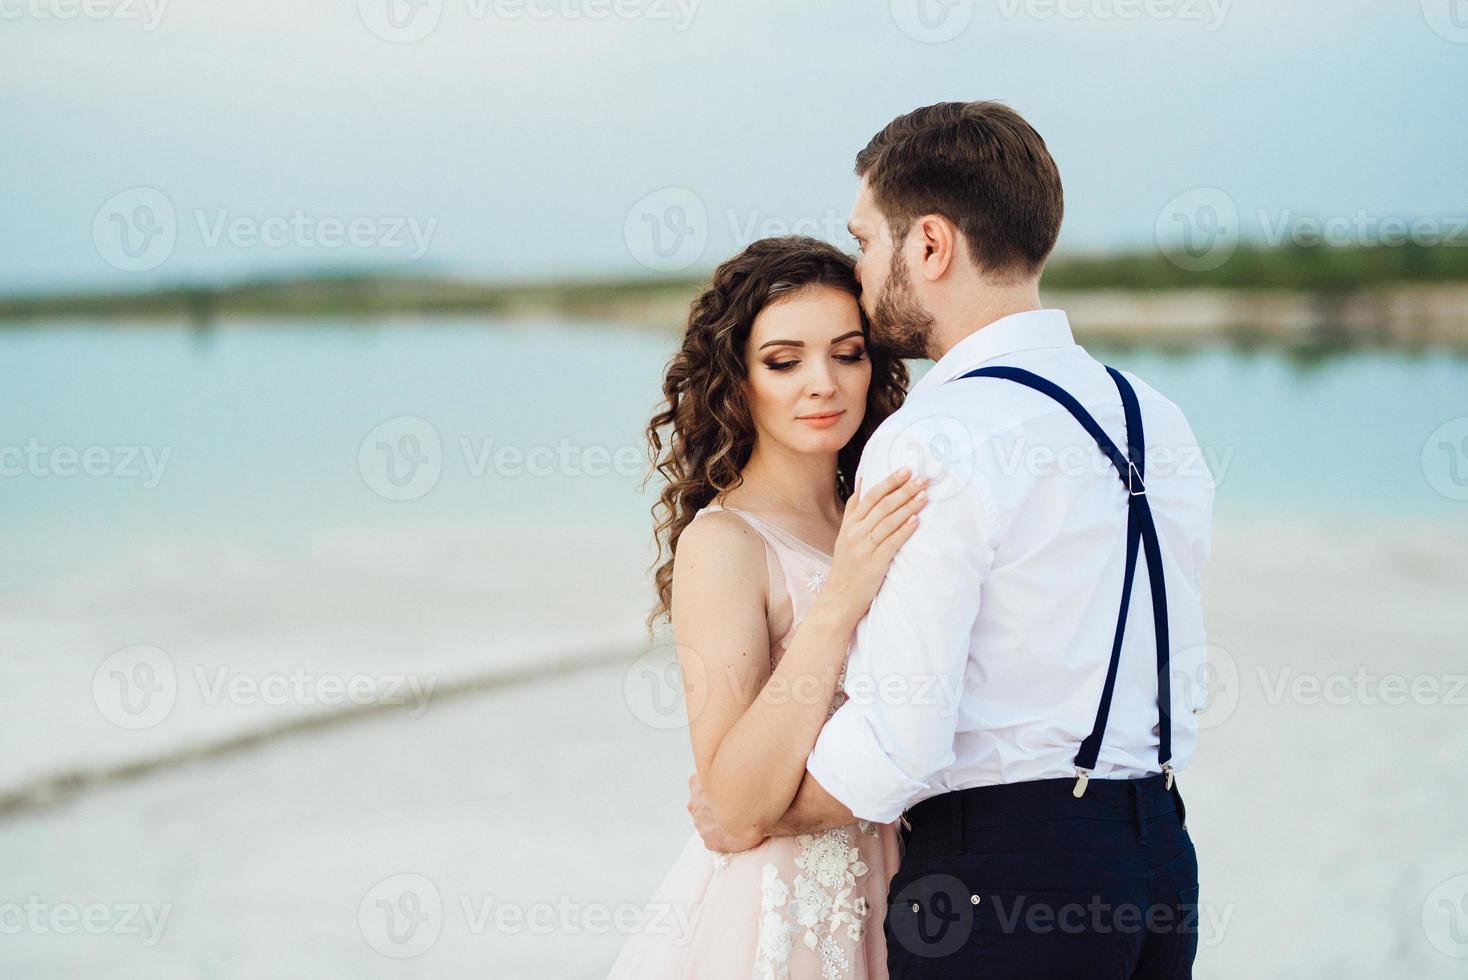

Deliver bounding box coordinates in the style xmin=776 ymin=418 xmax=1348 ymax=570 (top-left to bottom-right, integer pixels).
xmin=691 ymin=100 xmax=1215 ymax=977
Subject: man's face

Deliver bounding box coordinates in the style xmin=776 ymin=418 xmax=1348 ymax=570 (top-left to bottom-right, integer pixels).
xmin=848 ymin=177 xmax=934 ymax=360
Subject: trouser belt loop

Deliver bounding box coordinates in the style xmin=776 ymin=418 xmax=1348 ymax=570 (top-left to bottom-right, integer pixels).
xmin=948 ymin=791 xmax=964 ymax=852
xmin=1132 ymin=780 xmax=1148 ymax=845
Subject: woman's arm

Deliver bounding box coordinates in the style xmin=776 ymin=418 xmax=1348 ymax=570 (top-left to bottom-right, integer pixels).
xmin=671 ymin=470 xmax=927 ymax=843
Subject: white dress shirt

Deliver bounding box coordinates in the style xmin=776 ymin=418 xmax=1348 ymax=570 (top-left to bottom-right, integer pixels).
xmin=805 ymin=309 xmax=1215 ymax=824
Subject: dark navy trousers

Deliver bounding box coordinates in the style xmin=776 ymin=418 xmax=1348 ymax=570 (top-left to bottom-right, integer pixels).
xmin=884 ymin=775 xmax=1199 ymax=978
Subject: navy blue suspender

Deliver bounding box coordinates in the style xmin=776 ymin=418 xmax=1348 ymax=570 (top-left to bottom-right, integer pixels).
xmin=950 ymin=365 xmax=1173 ymax=797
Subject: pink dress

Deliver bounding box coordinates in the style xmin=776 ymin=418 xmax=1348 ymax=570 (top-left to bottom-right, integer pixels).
xmin=608 ymin=502 xmax=902 ymax=980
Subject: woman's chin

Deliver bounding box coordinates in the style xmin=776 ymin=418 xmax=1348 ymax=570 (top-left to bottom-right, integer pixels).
xmin=790 ymin=425 xmax=858 ymax=454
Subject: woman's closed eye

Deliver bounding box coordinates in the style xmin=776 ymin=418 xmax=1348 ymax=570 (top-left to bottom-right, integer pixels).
xmin=763 ymin=350 xmax=867 ymax=372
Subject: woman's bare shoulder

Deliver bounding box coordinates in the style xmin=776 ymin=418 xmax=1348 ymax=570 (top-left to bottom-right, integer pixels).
xmin=672 ymin=511 xmax=769 ymax=604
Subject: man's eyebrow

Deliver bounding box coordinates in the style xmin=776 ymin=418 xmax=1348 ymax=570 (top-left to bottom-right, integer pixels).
xmin=758 ymin=330 xmax=864 ymax=351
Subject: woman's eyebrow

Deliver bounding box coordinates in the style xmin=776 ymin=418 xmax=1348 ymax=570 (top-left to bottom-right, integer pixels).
xmin=758 ymin=330 xmax=864 ymax=351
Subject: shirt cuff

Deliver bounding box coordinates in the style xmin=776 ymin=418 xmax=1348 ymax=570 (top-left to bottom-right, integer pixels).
xmin=805 ymin=701 xmax=931 ymax=825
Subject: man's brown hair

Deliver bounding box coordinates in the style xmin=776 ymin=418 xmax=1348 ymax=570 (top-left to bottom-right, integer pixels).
xmin=855 ymin=100 xmax=1063 ymax=280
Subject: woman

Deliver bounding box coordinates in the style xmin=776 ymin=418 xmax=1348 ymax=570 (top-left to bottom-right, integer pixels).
xmin=609 ymin=236 xmax=926 ymax=979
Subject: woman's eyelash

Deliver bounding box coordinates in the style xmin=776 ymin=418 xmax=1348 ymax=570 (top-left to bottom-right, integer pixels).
xmin=765 ymin=351 xmax=866 ymax=372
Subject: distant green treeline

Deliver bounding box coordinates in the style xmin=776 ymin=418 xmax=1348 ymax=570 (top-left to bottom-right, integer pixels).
xmin=1 ymin=241 xmax=1465 ymax=325
xmin=1045 ymin=241 xmax=1468 ymax=292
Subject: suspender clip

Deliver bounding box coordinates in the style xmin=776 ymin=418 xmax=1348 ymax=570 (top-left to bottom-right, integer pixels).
xmin=1127 ymin=460 xmax=1146 ymax=496
xmin=1162 ymin=762 xmax=1175 ymax=790
xmin=899 ymin=811 xmax=912 ymax=831
xmin=1072 ymin=767 xmax=1092 ymax=798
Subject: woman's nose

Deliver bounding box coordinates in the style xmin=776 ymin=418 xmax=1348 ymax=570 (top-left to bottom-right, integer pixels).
xmin=805 ymin=363 xmax=838 ymax=396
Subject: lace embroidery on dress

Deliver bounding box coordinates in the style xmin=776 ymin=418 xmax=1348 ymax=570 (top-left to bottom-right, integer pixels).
xmin=754 ymin=827 xmax=873 ymax=979
xmin=755 ymin=864 xmax=796 ymax=980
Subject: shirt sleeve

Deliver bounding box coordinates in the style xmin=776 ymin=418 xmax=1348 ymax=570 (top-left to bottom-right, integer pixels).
xmin=805 ymin=407 xmax=997 ymax=824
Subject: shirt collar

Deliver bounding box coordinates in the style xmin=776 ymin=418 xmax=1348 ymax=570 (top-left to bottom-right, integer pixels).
xmin=908 ymin=308 xmax=1076 ymax=398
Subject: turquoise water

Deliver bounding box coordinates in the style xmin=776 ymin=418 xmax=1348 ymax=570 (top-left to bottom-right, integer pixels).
xmin=3 ymin=318 xmax=1465 ymax=588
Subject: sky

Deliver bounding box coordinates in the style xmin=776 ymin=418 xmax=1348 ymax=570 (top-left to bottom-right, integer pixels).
xmin=2 ymin=0 xmax=1465 ymax=293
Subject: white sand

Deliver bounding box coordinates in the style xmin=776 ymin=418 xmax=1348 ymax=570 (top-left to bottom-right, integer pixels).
xmin=0 ymin=520 xmax=653 ymax=794
xmin=1 ymin=517 xmax=1466 ymax=977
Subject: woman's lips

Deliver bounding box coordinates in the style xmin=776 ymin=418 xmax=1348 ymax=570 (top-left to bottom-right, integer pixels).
xmin=797 ymin=411 xmax=844 ymax=429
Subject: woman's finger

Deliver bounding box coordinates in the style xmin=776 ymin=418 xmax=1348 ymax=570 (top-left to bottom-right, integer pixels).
xmin=860 ymin=473 xmax=928 ymax=531
xmin=875 ymin=512 xmax=921 ymax=557
xmin=870 ymin=484 xmax=928 ymax=543
xmin=853 ymin=468 xmax=910 ymax=521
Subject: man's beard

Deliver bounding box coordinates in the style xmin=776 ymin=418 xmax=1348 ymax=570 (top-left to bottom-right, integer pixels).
xmin=868 ymin=249 xmax=934 ymax=360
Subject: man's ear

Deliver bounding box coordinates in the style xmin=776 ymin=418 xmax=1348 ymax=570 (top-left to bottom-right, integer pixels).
xmin=914 ymin=213 xmax=957 ymax=282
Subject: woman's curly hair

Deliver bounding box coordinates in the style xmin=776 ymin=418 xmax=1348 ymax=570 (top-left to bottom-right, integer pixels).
xmin=642 ymin=235 xmax=910 ymax=632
